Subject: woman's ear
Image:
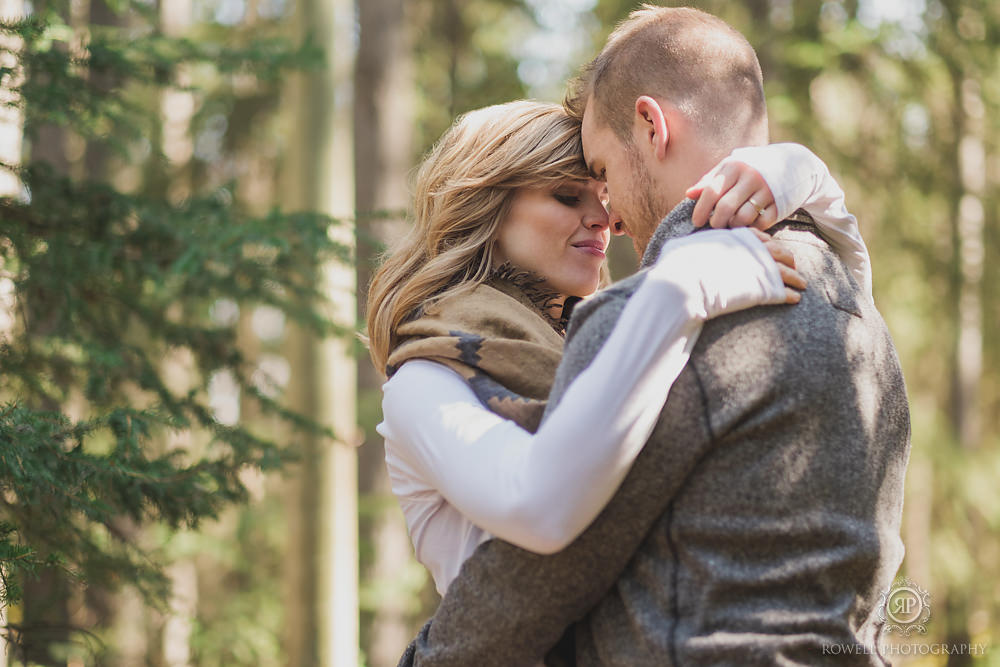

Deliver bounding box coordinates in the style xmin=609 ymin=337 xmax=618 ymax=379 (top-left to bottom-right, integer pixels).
xmin=634 ymin=96 xmax=669 ymax=160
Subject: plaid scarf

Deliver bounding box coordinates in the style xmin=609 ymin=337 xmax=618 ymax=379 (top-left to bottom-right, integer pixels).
xmin=385 ymin=264 xmax=568 ymax=433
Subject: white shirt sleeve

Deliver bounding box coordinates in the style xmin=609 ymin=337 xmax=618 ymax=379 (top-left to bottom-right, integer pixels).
xmin=728 ymin=142 xmax=873 ymax=300
xmin=379 ymin=228 xmax=786 ymax=564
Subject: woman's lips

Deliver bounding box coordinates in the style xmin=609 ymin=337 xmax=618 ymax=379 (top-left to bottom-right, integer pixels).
xmin=571 ymin=239 xmax=607 ymax=258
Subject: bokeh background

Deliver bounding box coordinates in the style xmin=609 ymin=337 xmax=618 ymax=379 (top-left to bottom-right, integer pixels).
xmin=0 ymin=0 xmax=997 ymax=665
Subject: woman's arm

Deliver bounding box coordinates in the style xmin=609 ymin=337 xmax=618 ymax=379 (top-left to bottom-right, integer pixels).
xmin=730 ymin=143 xmax=871 ymax=299
xmin=687 ymin=143 xmax=872 ymax=300
xmin=379 ymin=228 xmax=789 ymax=555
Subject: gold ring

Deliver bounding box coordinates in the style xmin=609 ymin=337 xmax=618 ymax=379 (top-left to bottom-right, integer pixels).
xmin=748 ymin=197 xmax=767 ymax=218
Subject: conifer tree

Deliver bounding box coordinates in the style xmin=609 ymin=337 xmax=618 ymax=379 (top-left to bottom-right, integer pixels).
xmin=0 ymin=1 xmax=336 ymax=657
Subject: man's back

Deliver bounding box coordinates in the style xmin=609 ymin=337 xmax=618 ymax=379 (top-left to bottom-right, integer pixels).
xmin=565 ymin=220 xmax=910 ymax=665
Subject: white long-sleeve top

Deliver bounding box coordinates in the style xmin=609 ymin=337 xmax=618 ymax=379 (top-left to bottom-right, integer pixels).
xmin=377 ymin=144 xmax=867 ymax=596
xmin=729 ymin=142 xmax=872 ymax=299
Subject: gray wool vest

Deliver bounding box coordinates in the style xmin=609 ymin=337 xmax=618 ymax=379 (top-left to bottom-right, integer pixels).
xmin=402 ymin=199 xmax=911 ymax=667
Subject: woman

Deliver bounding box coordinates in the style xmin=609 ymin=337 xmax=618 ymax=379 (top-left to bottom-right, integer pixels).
xmin=367 ymin=100 xmax=867 ymax=596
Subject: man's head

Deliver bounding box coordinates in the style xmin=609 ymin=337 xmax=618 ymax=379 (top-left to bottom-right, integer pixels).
xmin=567 ymin=5 xmax=768 ymax=256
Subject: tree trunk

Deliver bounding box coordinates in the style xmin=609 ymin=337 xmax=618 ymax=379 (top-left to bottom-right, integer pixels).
xmin=942 ymin=63 xmax=984 ymax=667
xmin=281 ymin=0 xmax=359 ymax=664
xmin=353 ymin=0 xmax=418 ymax=663
xmin=156 ymin=2 xmax=199 ymax=664
xmin=17 ymin=0 xmax=71 ymax=658
xmin=443 ymin=0 xmax=463 ymax=119
xmin=953 ymin=75 xmax=984 ymax=450
xmin=0 ymin=0 xmax=21 ymax=655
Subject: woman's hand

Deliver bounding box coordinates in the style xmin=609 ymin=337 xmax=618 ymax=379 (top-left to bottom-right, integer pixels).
xmin=751 ymin=227 xmax=805 ymax=304
xmin=686 ymin=158 xmax=777 ymax=230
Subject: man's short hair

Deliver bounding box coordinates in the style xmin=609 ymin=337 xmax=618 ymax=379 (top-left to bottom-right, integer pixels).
xmin=566 ymin=5 xmax=767 ymax=146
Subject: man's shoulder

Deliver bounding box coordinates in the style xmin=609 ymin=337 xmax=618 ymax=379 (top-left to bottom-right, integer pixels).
xmin=690 ymin=232 xmax=896 ymax=410
xmin=545 ymin=270 xmax=653 ymax=409
xmin=568 ymin=270 xmax=648 ymax=335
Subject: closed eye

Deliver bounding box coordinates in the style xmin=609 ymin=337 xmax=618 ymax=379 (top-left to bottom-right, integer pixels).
xmin=555 ymin=193 xmax=581 ymax=206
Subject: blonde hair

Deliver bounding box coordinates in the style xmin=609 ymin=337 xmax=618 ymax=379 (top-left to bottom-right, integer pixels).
xmin=366 ymin=100 xmax=592 ymax=373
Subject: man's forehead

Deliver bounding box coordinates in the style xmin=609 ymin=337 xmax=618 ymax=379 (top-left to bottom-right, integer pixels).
xmin=580 ymin=106 xmax=602 ymax=174
xmin=581 ymin=104 xmax=601 ymax=140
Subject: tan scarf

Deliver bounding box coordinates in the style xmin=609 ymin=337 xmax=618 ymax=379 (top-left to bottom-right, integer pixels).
xmin=386 ymin=265 xmax=568 ymax=433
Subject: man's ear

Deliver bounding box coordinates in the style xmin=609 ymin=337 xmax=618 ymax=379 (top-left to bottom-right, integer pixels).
xmin=634 ymin=96 xmax=669 ymax=160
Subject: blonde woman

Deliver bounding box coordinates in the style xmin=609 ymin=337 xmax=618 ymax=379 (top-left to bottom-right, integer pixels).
xmin=367 ymin=101 xmax=868 ymax=596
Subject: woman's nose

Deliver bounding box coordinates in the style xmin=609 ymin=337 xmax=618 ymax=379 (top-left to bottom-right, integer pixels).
xmin=584 ymin=202 xmax=610 ymax=230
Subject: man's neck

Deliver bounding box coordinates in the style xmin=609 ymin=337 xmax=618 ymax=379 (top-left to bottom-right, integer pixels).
xmin=639 ymin=198 xmax=698 ymax=269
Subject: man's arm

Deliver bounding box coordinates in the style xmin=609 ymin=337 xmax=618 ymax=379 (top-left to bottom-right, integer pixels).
xmin=405 ymin=285 xmax=715 ymax=667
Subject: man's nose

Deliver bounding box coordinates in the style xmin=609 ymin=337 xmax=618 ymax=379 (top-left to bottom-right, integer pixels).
xmin=607 ymin=204 xmax=626 ymax=236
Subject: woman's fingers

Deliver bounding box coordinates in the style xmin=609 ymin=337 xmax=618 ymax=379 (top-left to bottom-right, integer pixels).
xmin=765 ymin=239 xmax=796 ymax=269
xmin=691 ymin=159 xmax=778 ymax=229
xmin=708 ymin=176 xmax=761 ymax=228
xmin=733 ymin=198 xmax=766 ymax=228
xmin=750 ymin=228 xmax=804 ymax=301
xmin=689 ymin=166 xmax=734 ymax=227
xmin=778 ymin=263 xmax=807 ymax=291
xmin=747 ymin=187 xmax=778 ymax=230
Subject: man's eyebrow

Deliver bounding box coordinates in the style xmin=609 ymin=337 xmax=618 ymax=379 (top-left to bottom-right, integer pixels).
xmin=587 ymin=162 xmax=605 ymax=180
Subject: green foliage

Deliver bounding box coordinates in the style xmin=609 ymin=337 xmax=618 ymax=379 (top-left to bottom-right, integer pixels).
xmin=0 ymin=1 xmax=341 ymax=632
xmin=181 ymin=499 xmax=287 ymax=666
xmin=2 ymin=13 xmax=321 ymax=160
xmin=411 ymin=0 xmax=533 ymax=155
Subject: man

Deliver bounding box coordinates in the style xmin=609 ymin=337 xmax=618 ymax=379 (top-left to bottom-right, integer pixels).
xmin=400 ymin=6 xmax=910 ymax=666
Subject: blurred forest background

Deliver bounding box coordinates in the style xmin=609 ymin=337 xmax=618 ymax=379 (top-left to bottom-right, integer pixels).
xmin=0 ymin=0 xmax=996 ymax=665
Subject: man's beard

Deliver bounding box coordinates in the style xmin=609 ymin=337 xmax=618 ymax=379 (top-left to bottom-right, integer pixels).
xmin=624 ymin=143 xmax=665 ymax=258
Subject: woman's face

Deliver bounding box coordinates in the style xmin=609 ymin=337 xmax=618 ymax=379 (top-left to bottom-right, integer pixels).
xmin=494 ymin=179 xmax=610 ymax=298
